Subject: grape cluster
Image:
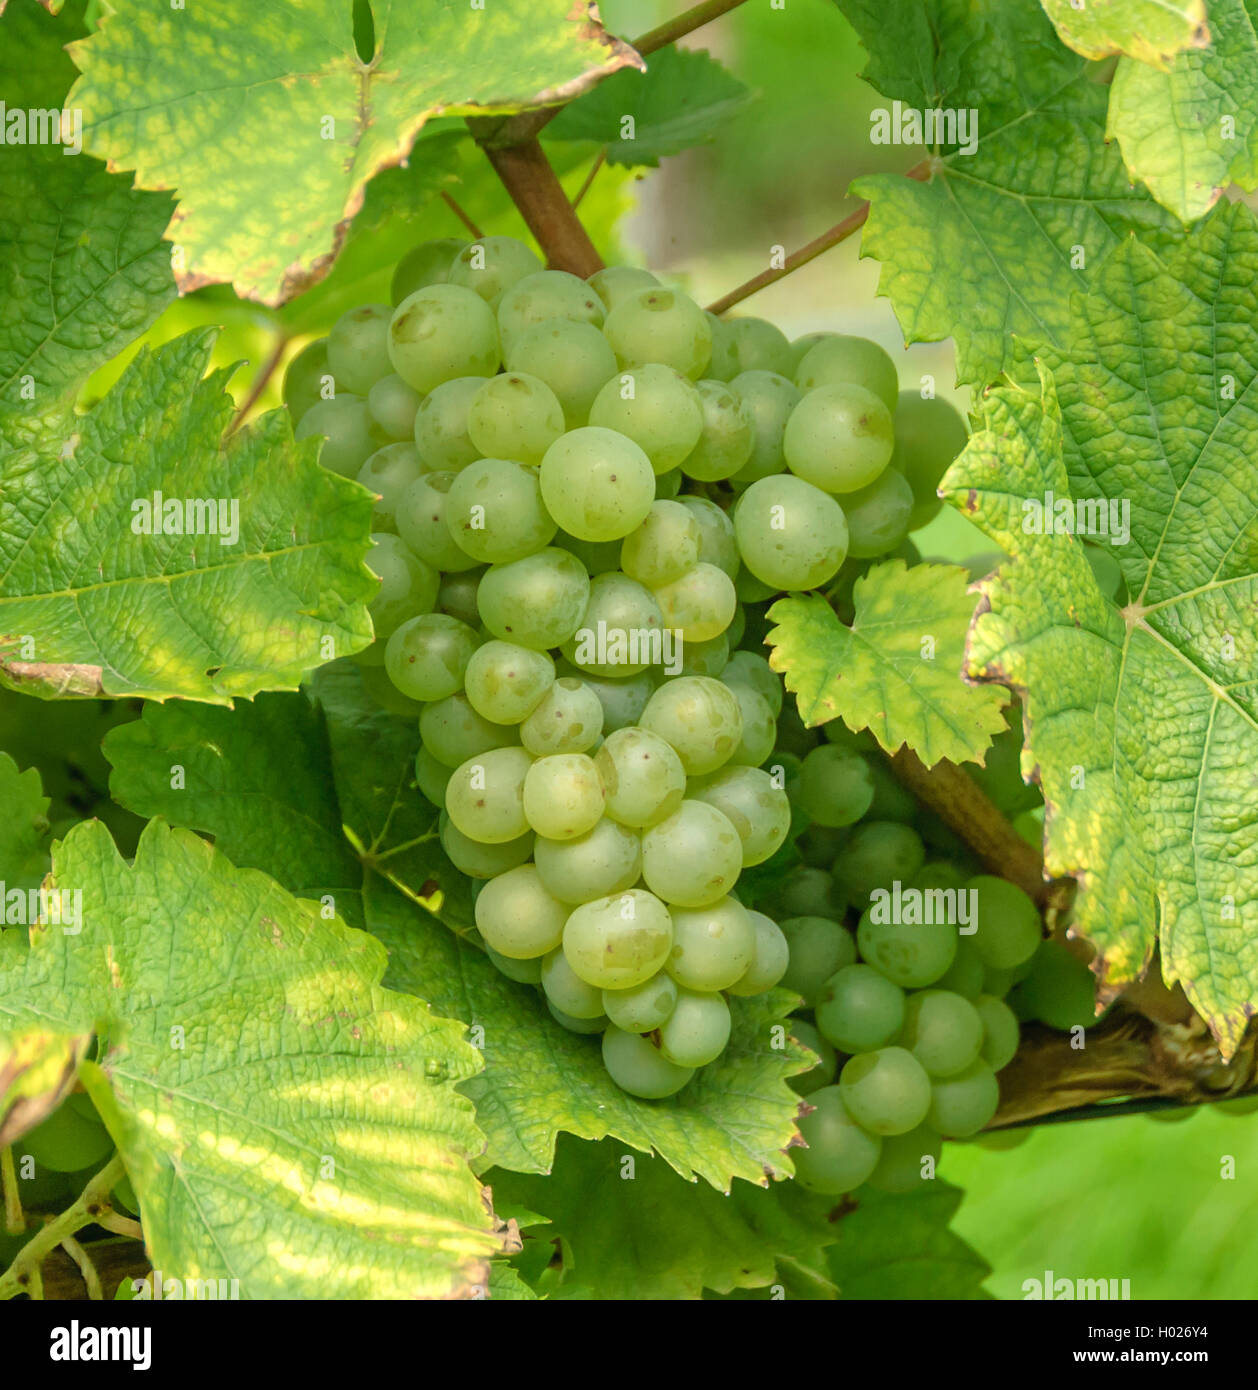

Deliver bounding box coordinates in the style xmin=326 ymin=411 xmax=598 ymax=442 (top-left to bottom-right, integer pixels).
xmin=284 ymin=235 xmax=968 ymax=1098
xmin=768 ymin=711 xmax=1106 ymax=1192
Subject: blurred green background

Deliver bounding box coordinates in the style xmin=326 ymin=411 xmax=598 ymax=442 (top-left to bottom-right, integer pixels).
xmin=73 ymin=0 xmax=1255 ymax=1298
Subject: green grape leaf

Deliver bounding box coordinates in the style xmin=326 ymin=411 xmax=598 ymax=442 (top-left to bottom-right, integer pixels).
xmin=827 ymin=1182 xmax=991 ymax=1298
xmin=67 ymin=0 xmax=640 ymax=303
xmin=375 ymin=894 xmax=813 ymax=1190
xmin=490 ymin=1133 xmax=837 ymax=1300
xmin=0 ymin=753 xmax=52 ymax=890
xmin=1039 ymin=0 xmax=1208 ymax=66
xmin=765 ymin=563 xmax=1008 ymax=765
xmin=0 ymin=331 xmax=375 ymax=703
xmin=0 ymin=819 xmax=502 ymax=1299
xmin=0 ymin=0 xmax=175 ymax=409
xmin=547 ymin=46 xmax=754 ymax=168
xmin=941 ymin=202 xmax=1258 ymax=1056
xmin=838 ymin=0 xmax=1183 ymax=385
xmin=1107 ymin=0 xmax=1258 ymax=222
xmin=102 ymin=666 xmax=473 ymax=929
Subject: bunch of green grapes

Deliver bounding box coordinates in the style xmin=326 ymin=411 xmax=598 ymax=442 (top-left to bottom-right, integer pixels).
xmin=761 ymin=704 xmax=1105 ymax=1191
xmin=283 ymin=236 xmax=970 ymax=1098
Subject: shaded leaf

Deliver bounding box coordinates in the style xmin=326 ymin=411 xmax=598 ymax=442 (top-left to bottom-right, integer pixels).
xmin=548 ymin=46 xmax=754 ymax=167
xmin=0 ymin=332 xmax=375 ymax=703
xmin=0 ymin=753 xmax=52 ymax=890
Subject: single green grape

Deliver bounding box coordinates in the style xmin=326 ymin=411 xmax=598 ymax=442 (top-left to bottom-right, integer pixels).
xmin=678 ymin=496 xmax=740 ymax=577
xmin=602 ymin=970 xmax=678 ymax=1033
xmin=839 ymin=1046 xmax=933 ymax=1136
xmin=415 ymin=745 xmax=453 ymax=806
xmin=773 ymin=866 xmax=844 ymax=922
xmin=975 ymin=993 xmax=1021 ymax=1071
xmin=564 ymin=664 xmax=654 ymax=733
xmin=420 ymin=692 xmax=519 ymax=767
xmin=680 ymin=633 xmax=731 ymax=678
xmin=439 ymin=815 xmax=532 ymax=878
xmin=463 ymin=640 xmax=555 ymax=724
xmin=477 ymin=548 xmax=590 ymax=650
xmin=412 ymin=375 xmax=488 ymax=472
xmin=898 ymin=989 xmax=985 ymax=1077
xmin=732 ymin=474 xmax=849 ymax=591
xmin=497 ymin=269 xmax=605 ymax=348
xmin=444 ymin=745 xmax=533 ymax=844
xmin=466 ymin=371 xmax=564 ymax=465
xmin=889 ymin=391 xmax=969 ymax=529
xmin=1007 ymin=939 xmax=1097 ymax=1030
xmin=283 ymin=338 xmax=330 ymax=425
xmin=795 ymin=744 xmax=875 ymax=827
xmin=594 ymin=726 xmax=687 ymax=828
xmin=541 ymin=946 xmax=607 ymax=1018
xmin=396 ymin=472 xmax=483 ymax=573
xmin=730 ymin=369 xmax=799 ymax=484
xmin=679 ymin=380 xmax=754 ymax=482
xmin=445 ymin=457 xmax=556 ymax=564
xmin=833 ymin=821 xmax=926 ymax=908
xmin=967 ymin=875 xmax=1042 ymax=970
xmin=642 ymin=801 xmax=743 ymax=907
xmin=384 ymin=612 xmax=478 ymax=702
xmin=927 ymin=1059 xmax=1000 ymax=1137
xmin=815 ymin=964 xmax=906 ymax=1053
xmin=587 ymin=264 xmax=659 ymax=310
xmin=539 ymin=427 xmax=656 ymax=542
xmin=723 ymin=317 xmax=793 ymax=377
xmin=724 ymin=683 xmax=775 ymax=767
xmin=328 ymin=303 xmax=394 ymax=395
xmin=638 ymin=676 xmax=743 ymax=775
xmin=840 ymin=466 xmax=915 ymax=558
xmin=791 ymin=1085 xmax=883 ymax=1193
xmin=388 ymin=284 xmax=501 ymax=392
xmin=365 ymin=533 xmax=439 ymax=641
xmin=794 ymin=334 xmax=899 ymax=411
xmin=720 ymin=651 xmax=783 ymax=718
xmin=866 ymin=1124 xmax=942 ymax=1194
xmin=357 ymin=442 xmax=425 ymax=533
xmin=562 ymin=572 xmax=665 ymax=678
xmin=437 ymin=569 xmax=484 ymax=628
xmin=486 ymin=945 xmax=544 ymax=984
xmin=783 ymin=383 xmax=894 ymax=494
xmin=295 ymin=393 xmax=375 ymax=478
xmin=601 ymin=1026 xmax=694 ymax=1098
xmin=658 ymin=988 xmax=731 ymax=1067
xmin=367 ymin=373 xmax=423 ymax=443
xmin=666 ymin=894 xmax=756 ymax=991
xmin=856 ymin=900 xmax=958 ymax=989
xmin=474 ymin=863 xmax=568 ymax=959
xmin=602 ymin=286 xmax=712 ymax=380
xmin=562 ymin=887 xmax=674 ymax=989
xmin=651 ymin=562 xmax=737 ymax=643
xmin=20 ymin=1100 xmax=114 ymax=1174
xmin=519 ymin=676 xmax=605 ymax=756
xmin=523 ymin=752 xmax=606 ymax=840
xmin=620 ymin=500 xmax=702 ymax=587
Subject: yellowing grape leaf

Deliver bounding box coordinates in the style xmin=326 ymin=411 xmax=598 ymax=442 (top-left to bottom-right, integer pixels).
xmin=0 ymin=819 xmax=503 ymax=1299
xmin=941 ymin=203 xmax=1258 ymax=1055
xmin=1107 ymin=0 xmax=1258 ymax=221
xmin=839 ymin=0 xmax=1183 ymax=385
xmin=0 ymin=331 xmax=376 ymax=703
xmin=0 ymin=0 xmax=175 ymax=410
xmin=765 ymin=563 xmax=1008 ymax=765
xmin=1040 ymin=0 xmax=1208 ymax=66
xmin=68 ymin=0 xmax=640 ymax=303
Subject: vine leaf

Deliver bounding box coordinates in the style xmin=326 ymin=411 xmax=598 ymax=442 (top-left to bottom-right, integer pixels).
xmin=837 ymin=0 xmax=1184 ymax=385
xmin=0 ymin=753 xmax=52 ymax=892
xmin=765 ymin=563 xmax=1007 ymax=765
xmin=0 ymin=819 xmax=503 ymax=1298
xmin=103 ymin=665 xmax=473 ymax=928
xmin=489 ymin=1134 xmax=839 ymax=1300
xmin=1039 ymin=0 xmax=1208 ymax=66
xmin=547 ymin=46 xmax=753 ymax=167
xmin=67 ymin=0 xmax=640 ymax=303
xmin=376 ymin=893 xmax=812 ymax=1190
xmin=0 ymin=331 xmax=376 ymax=704
xmin=104 ymin=677 xmax=812 ymax=1189
xmin=827 ymin=1182 xmax=991 ymax=1298
xmin=942 ymin=202 xmax=1258 ymax=1056
xmin=0 ymin=0 xmax=175 ymax=410
xmin=1107 ymin=0 xmax=1258 ymax=222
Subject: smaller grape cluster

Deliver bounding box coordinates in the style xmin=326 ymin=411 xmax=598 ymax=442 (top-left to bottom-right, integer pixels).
xmin=767 ymin=712 xmax=1096 ymax=1193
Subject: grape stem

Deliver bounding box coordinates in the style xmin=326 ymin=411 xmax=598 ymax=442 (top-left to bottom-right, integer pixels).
xmin=706 ymin=160 xmax=933 ymax=315
xmin=441 ymin=189 xmax=484 ymax=239
xmin=58 ymin=1234 xmax=103 ymax=1301
xmin=0 ymin=1153 xmax=129 ymax=1301
xmin=1 ymin=1145 xmax=23 ymax=1234
xmin=887 ymin=747 xmax=1071 ymax=915
xmin=572 ymin=149 xmax=606 ymax=209
xmin=225 ymin=332 xmax=289 ymax=437
xmin=476 ymin=137 xmax=605 ymax=276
